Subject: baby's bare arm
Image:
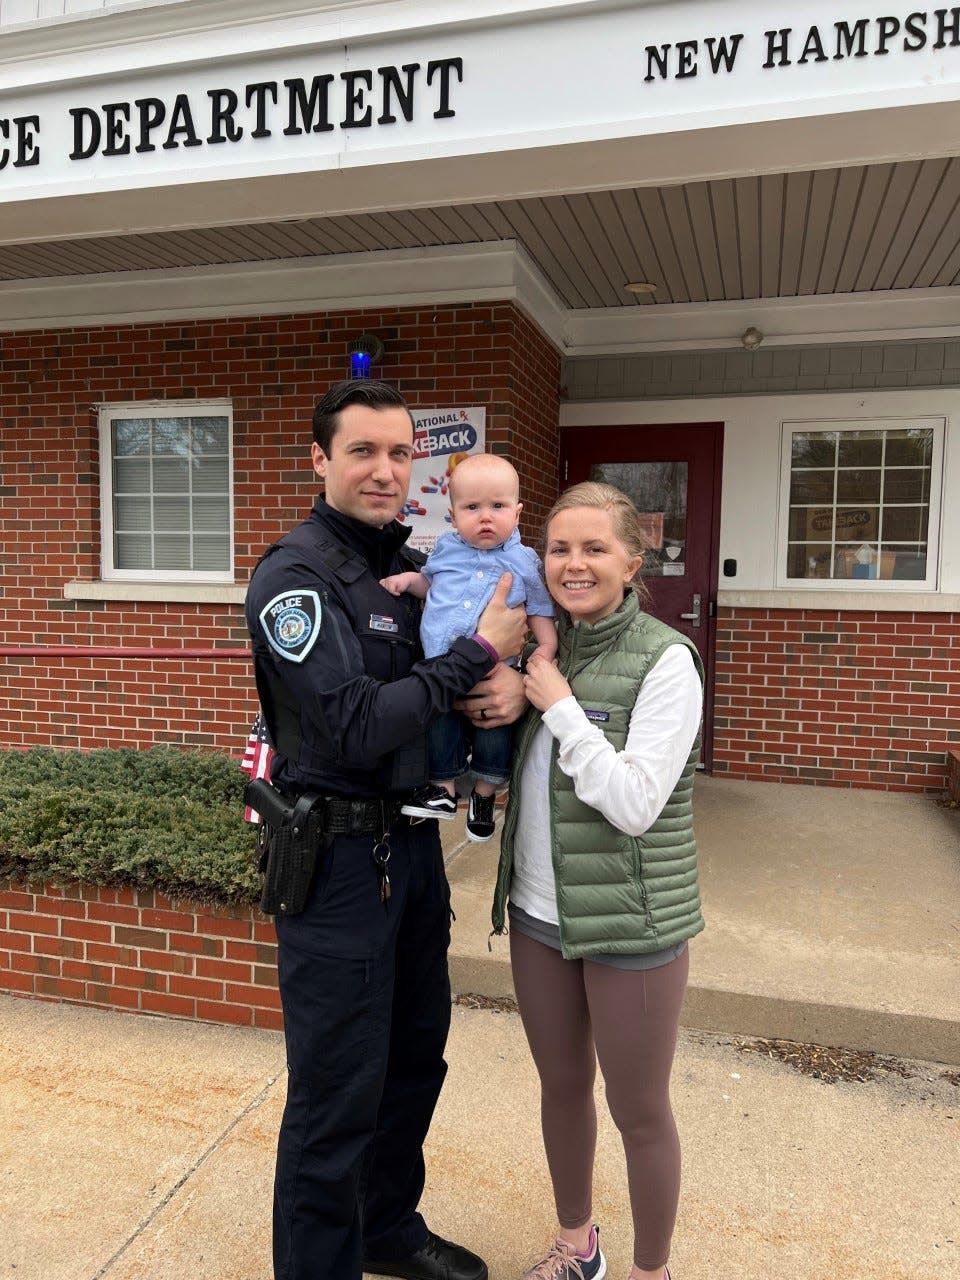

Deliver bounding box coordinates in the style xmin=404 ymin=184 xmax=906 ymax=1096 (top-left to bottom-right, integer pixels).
xmin=528 ymin=613 xmax=558 ymax=661
xmin=378 ymin=573 xmax=432 ymax=596
xmin=379 ymin=571 xmax=429 ymax=598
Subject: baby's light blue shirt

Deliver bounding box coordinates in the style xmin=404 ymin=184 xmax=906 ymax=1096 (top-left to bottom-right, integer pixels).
xmin=419 ymin=529 xmax=554 ymax=659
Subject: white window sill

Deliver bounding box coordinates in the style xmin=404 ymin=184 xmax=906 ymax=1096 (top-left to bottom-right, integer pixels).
xmin=717 ymin=590 xmax=960 ymax=612
xmin=64 ymin=581 xmax=247 ymax=605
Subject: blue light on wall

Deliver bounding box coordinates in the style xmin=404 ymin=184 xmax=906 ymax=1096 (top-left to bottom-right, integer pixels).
xmin=347 ymin=333 xmax=385 ymax=379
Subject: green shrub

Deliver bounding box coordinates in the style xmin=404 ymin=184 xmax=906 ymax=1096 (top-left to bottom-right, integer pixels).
xmin=0 ymin=747 xmax=260 ymax=905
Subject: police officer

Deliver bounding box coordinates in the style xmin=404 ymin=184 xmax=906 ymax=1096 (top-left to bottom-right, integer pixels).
xmin=245 ymin=379 xmax=528 ymax=1280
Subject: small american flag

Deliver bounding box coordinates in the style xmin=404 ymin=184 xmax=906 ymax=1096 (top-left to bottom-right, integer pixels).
xmin=240 ymin=711 xmax=274 ymax=824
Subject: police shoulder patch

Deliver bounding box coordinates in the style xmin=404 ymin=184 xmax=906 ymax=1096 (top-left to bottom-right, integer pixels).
xmin=259 ymin=589 xmax=322 ymax=663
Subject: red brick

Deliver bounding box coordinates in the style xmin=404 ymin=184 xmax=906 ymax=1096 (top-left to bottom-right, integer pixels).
xmin=196 ymin=1000 xmax=254 ymax=1027
xmin=36 ymin=975 xmax=85 ymax=1000
xmin=0 ymin=929 xmax=32 ymax=952
xmin=253 ymin=1007 xmax=285 ymax=1032
xmin=169 ymin=932 xmax=223 ymax=957
xmin=196 ymin=956 xmax=252 ymax=982
xmin=0 ymin=890 xmax=35 ymax=910
xmin=8 ymin=912 xmax=58 ymax=936
xmin=141 ymin=991 xmax=196 ymax=1018
xmin=61 ymin=919 xmax=113 ymax=944
xmin=169 ymin=974 xmax=224 ymax=1000
xmin=0 ymin=971 xmax=35 ymax=994
xmin=225 ymin=982 xmax=282 ymax=1010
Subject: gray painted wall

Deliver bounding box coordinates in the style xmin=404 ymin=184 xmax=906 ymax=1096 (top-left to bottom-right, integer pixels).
xmin=563 ymin=340 xmax=960 ymax=402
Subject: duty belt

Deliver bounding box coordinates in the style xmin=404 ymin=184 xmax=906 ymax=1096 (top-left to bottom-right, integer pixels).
xmin=314 ymin=795 xmax=406 ymax=834
xmin=244 ymin=777 xmax=405 ymax=835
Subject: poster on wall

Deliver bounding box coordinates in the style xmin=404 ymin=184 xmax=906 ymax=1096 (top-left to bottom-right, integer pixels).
xmin=401 ymin=406 xmax=486 ymax=554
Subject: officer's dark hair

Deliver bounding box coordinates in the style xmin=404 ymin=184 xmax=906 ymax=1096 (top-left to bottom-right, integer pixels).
xmin=312 ymin=380 xmax=414 ymax=454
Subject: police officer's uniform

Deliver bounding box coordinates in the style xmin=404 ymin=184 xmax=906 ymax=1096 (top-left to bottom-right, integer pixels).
xmin=245 ymin=497 xmax=495 ymax=1280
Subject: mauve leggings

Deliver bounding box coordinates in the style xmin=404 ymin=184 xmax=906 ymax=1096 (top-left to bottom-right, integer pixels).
xmin=509 ymin=931 xmax=689 ymax=1271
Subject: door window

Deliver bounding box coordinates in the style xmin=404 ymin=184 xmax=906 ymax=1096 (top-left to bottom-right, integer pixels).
xmin=590 ymin=461 xmax=688 ymax=577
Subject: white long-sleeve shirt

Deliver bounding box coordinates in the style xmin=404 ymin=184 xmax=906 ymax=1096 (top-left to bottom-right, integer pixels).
xmin=510 ymin=643 xmax=703 ymax=926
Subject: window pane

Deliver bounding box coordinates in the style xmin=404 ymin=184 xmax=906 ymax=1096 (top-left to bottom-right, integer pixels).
xmin=114 ymin=533 xmax=152 ymax=569
xmin=885 ymin=429 xmax=933 ymax=466
xmin=113 ymin=457 xmax=150 ymax=493
xmin=153 ymin=418 xmax=190 ymax=454
xmin=837 ymin=433 xmax=882 ymax=467
xmin=192 ymin=456 xmax=229 ymax=493
xmin=836 ymin=469 xmax=880 ymax=502
xmin=153 ymin=458 xmax=190 ymax=491
xmin=112 ymin=419 xmax=151 ymax=456
xmin=191 ymin=417 xmax=229 ymax=452
xmin=791 ymin=433 xmax=836 ymax=467
xmin=789 ymin=470 xmax=834 ymax=503
xmin=788 ymin=507 xmax=833 ymax=542
xmin=114 ymin=497 xmax=151 ymax=532
xmin=193 ymin=536 xmax=231 ymax=571
xmin=590 ymin=460 xmax=688 ymax=577
xmin=882 ymin=506 xmax=927 ymax=541
xmin=193 ymin=496 xmax=229 ymax=531
xmin=787 ymin=544 xmax=831 ymax=578
xmin=883 ymin=469 xmax=929 ymax=502
xmin=834 ymin=545 xmax=879 ymax=579
xmin=835 ymin=506 xmax=877 ymax=539
xmin=154 ymin=535 xmax=191 ymax=569
xmin=885 ymin=549 xmax=927 ymax=580
xmin=154 ymin=496 xmax=190 ymax=531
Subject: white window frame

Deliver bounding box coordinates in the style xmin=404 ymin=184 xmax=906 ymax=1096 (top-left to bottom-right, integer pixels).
xmin=776 ymin=416 xmax=945 ymax=592
xmin=98 ymin=400 xmax=234 ymax=584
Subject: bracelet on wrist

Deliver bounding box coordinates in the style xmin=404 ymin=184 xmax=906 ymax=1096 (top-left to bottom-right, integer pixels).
xmin=471 ymin=633 xmax=500 ymax=665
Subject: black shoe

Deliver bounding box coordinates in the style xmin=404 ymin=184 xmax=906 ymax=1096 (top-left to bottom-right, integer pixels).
xmin=464 ymin=790 xmax=496 ymax=842
xmin=402 ymin=784 xmax=457 ymax=821
xmin=365 ymin=1230 xmax=488 ymax=1280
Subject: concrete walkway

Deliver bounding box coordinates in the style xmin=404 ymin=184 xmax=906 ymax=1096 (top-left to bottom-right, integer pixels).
xmin=2 ymin=776 xmax=959 ymax=1280
xmin=448 ymin=775 xmax=960 ymax=1064
xmin=2 ymin=996 xmax=957 ymax=1280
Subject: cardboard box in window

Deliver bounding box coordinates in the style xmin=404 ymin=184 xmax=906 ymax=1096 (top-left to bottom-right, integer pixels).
xmin=834 ymin=550 xmax=925 ymax=580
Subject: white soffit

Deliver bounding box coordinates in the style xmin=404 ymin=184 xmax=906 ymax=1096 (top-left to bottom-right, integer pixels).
xmin=2 ymin=242 xmax=958 ymax=352
xmin=562 ymin=288 xmax=960 ymax=353
xmin=0 ymin=241 xmax=570 ymax=350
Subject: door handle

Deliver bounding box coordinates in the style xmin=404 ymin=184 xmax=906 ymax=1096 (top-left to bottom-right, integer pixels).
xmin=679 ymin=593 xmax=702 ymax=627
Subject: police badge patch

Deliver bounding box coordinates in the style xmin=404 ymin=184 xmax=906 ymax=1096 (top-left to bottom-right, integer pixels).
xmin=259 ymin=590 xmax=322 ymax=663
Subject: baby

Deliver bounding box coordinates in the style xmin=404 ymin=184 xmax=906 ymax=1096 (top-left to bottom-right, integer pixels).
xmin=381 ymin=452 xmax=556 ymax=842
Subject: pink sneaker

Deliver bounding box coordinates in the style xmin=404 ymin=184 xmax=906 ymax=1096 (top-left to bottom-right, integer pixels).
xmin=521 ymin=1226 xmax=606 ymax=1280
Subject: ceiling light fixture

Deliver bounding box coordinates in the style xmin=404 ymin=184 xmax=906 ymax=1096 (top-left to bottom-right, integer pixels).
xmin=740 ymin=326 xmax=764 ymax=350
xmin=624 ymin=281 xmax=658 ymax=295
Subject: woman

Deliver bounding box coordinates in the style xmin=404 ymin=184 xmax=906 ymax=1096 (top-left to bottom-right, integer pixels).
xmin=492 ymin=482 xmax=704 ymax=1280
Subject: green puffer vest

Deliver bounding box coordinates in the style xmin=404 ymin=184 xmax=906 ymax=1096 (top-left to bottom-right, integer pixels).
xmin=492 ymin=592 xmax=705 ymax=959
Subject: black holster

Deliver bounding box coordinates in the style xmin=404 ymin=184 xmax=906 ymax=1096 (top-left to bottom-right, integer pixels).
xmin=246 ymin=779 xmax=325 ymax=917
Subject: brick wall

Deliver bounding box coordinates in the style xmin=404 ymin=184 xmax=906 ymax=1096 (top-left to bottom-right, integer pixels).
xmin=0 ymin=880 xmax=280 ymax=1029
xmin=713 ymin=607 xmax=960 ymax=791
xmin=0 ymin=302 xmax=562 ymax=752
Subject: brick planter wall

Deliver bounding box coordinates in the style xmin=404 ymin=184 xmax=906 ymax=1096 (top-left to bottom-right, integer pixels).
xmin=712 ymin=607 xmax=960 ymax=791
xmin=0 ymin=881 xmax=281 ymax=1030
xmin=1 ymin=302 xmax=561 ymax=754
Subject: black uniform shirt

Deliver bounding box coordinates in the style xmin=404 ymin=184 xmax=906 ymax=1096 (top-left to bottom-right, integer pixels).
xmin=246 ymin=498 xmax=495 ymax=798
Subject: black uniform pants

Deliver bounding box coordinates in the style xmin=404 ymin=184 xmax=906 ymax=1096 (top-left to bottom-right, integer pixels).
xmin=272 ymin=818 xmax=452 ymax=1280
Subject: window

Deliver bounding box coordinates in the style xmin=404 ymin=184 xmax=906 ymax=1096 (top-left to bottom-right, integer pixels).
xmin=99 ymin=402 xmax=233 ymax=582
xmin=778 ymin=418 xmax=944 ymax=589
